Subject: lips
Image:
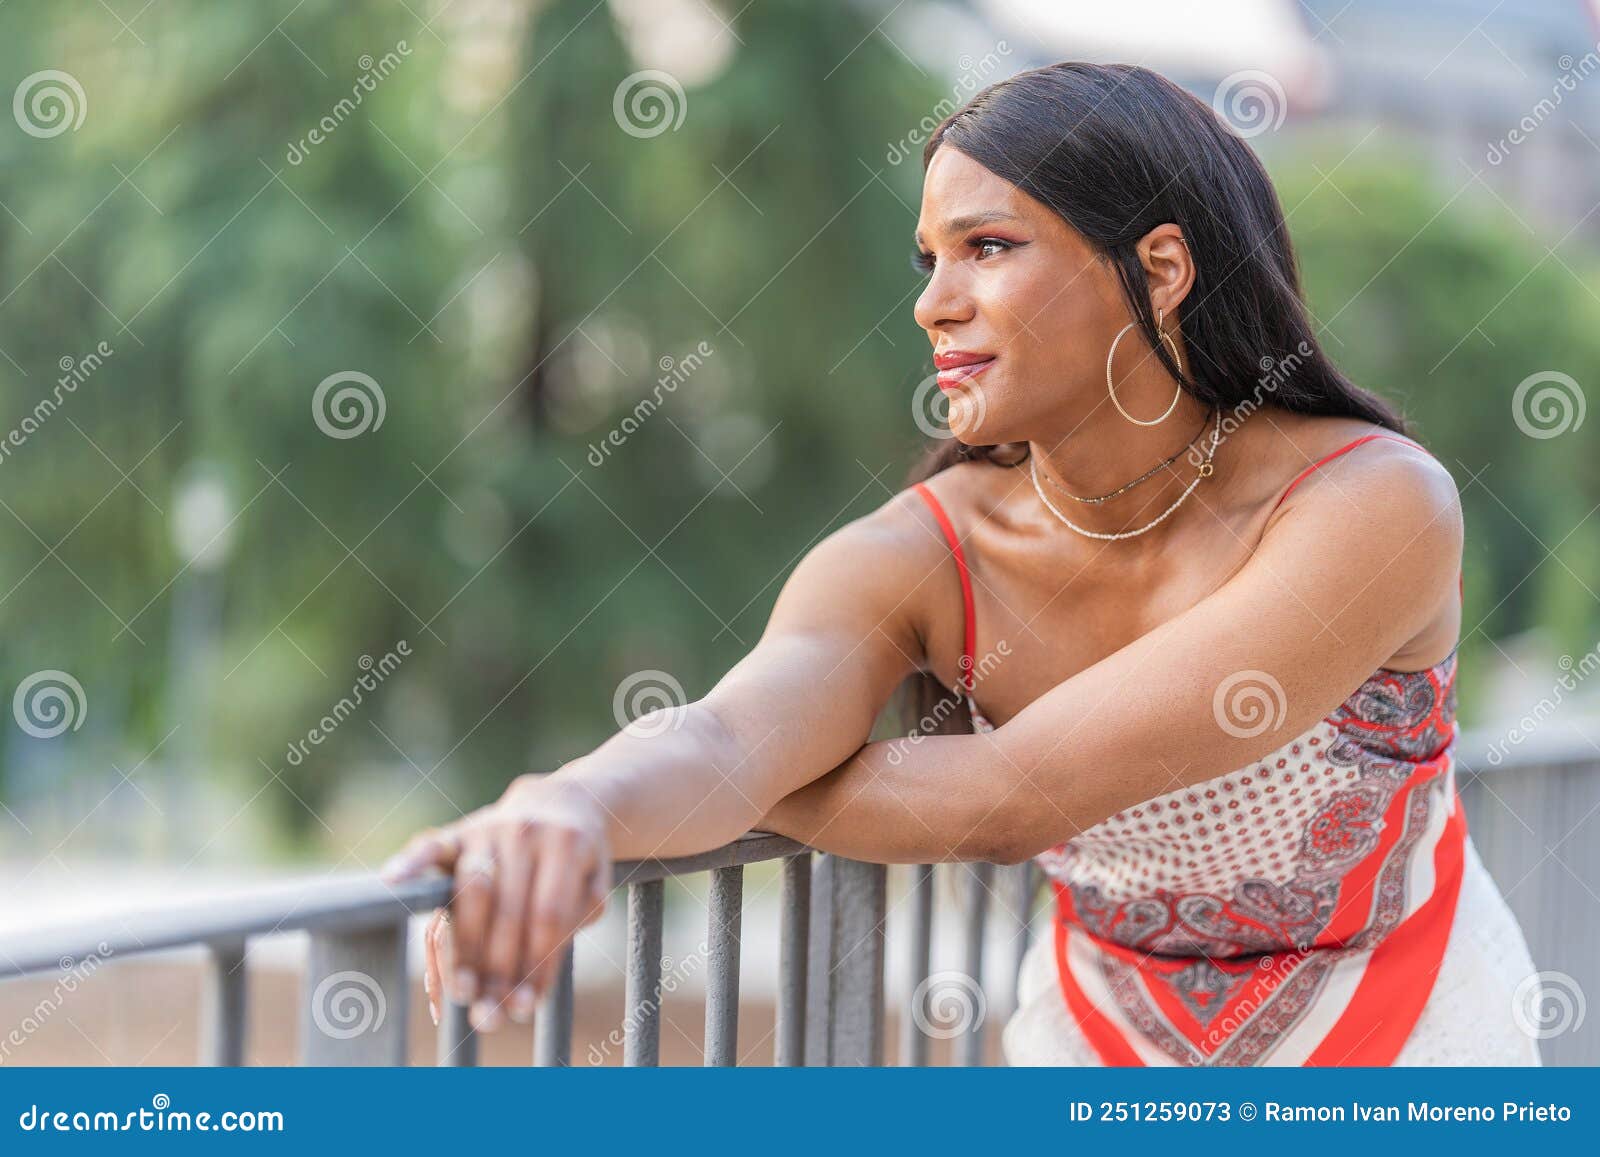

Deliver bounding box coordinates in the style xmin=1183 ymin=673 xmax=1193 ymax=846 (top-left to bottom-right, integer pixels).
xmin=933 ymin=350 xmax=996 ymax=390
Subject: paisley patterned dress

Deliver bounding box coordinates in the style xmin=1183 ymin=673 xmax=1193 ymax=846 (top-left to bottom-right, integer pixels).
xmin=910 ymin=434 xmax=1543 ymax=1066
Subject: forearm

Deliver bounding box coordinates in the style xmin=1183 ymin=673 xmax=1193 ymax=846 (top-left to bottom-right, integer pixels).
xmin=531 ymin=703 xmax=767 ymax=862
xmin=759 ymin=732 xmax=1058 ymax=864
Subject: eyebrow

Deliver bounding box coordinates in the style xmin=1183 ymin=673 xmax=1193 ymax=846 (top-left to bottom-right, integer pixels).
xmin=914 ymin=210 xmax=1021 ymax=249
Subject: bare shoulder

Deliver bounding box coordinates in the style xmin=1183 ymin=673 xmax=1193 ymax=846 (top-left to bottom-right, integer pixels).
xmin=1249 ymin=413 xmax=1463 ymax=663
xmin=769 ymin=471 xmax=964 ymax=640
xmin=1262 ymin=413 xmax=1462 ymax=547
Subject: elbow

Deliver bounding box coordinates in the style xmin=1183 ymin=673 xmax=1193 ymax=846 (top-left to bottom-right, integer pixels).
xmin=957 ymin=794 xmax=1045 ymax=867
xmin=969 ymin=769 xmax=1075 ymax=866
xmin=982 ymin=832 xmax=1047 ymax=868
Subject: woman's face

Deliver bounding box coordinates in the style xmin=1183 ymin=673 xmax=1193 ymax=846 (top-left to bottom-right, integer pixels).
xmin=912 ymin=145 xmax=1128 ymax=445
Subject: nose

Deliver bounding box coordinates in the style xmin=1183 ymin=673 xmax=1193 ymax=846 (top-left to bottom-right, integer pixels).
xmin=913 ymin=262 xmax=975 ymax=335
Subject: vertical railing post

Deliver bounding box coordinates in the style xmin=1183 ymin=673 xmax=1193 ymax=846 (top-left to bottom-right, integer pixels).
xmin=704 ymin=865 xmax=744 ymax=1065
xmin=300 ymin=921 xmax=408 ymax=1065
xmin=1002 ymin=861 xmax=1039 ymax=1020
xmin=201 ymin=939 xmax=248 ymax=1066
xmin=533 ymin=944 xmax=574 ymax=1066
xmin=775 ymin=853 xmax=811 ymax=1066
xmin=957 ymin=861 xmax=993 ymax=1067
xmin=437 ymin=1001 xmax=477 ymax=1067
xmin=804 ymin=854 xmax=886 ymax=1066
xmin=900 ymin=863 xmax=936 ymax=1066
xmin=623 ymin=880 xmax=665 ymax=1066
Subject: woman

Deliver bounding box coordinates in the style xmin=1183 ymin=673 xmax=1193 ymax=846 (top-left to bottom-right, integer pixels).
xmin=381 ymin=62 xmax=1542 ymax=1065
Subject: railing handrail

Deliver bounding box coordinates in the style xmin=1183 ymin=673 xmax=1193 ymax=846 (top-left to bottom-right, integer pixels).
xmin=0 ymin=830 xmax=808 ymax=980
xmin=6 ymin=719 xmax=1593 ymax=981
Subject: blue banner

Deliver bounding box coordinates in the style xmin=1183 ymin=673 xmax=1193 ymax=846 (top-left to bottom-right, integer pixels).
xmin=1 ymin=1067 xmax=1594 ymax=1151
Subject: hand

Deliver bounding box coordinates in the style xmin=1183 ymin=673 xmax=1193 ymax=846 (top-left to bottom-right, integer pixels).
xmin=381 ymin=775 xmax=613 ymax=1032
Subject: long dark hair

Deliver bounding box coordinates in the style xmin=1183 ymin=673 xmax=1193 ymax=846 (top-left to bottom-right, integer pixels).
xmin=899 ymin=61 xmax=1410 ymax=738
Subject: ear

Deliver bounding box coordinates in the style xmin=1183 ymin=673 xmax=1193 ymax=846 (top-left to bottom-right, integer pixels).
xmin=1138 ymin=222 xmax=1195 ymax=320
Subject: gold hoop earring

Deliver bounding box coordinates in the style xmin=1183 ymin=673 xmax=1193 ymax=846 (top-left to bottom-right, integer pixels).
xmin=1106 ymin=307 xmax=1184 ymax=426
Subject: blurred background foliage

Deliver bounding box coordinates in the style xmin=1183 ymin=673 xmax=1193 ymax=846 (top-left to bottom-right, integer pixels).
xmin=1 ymin=0 xmax=1597 ymax=864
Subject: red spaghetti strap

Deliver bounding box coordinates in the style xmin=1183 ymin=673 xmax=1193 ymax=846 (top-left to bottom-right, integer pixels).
xmin=911 ymin=482 xmax=977 ymax=693
xmin=1268 ymin=433 xmax=1425 ymax=515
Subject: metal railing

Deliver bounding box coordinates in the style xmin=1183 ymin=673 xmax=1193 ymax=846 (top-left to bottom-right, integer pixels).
xmin=2 ymin=722 xmax=1596 ymax=1065
xmin=0 ymin=831 xmax=1039 ymax=1067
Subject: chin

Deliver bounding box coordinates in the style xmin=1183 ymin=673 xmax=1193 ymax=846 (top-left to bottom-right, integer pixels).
xmin=944 ymin=387 xmax=992 ymax=442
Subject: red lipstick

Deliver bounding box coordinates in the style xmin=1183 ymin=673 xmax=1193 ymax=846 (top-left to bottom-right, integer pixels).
xmin=933 ymin=350 xmax=996 ymax=390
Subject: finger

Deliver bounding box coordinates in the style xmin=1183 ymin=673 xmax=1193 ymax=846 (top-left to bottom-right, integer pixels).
xmin=425 ymin=915 xmax=444 ymax=1024
xmin=578 ymin=863 xmax=610 ymax=929
xmin=448 ymin=833 xmax=497 ymax=1010
xmin=424 ymin=910 xmax=449 ymax=1027
xmin=380 ymin=825 xmax=462 ymax=882
xmin=525 ymin=830 xmax=589 ymax=1000
xmin=437 ymin=910 xmax=459 ymax=1015
xmin=476 ymin=825 xmax=539 ymax=1031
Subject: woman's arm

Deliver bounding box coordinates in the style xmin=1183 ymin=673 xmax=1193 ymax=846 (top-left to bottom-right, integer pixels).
xmin=761 ymin=445 xmax=1464 ymax=866
xmin=381 ymin=486 xmax=956 ymax=1024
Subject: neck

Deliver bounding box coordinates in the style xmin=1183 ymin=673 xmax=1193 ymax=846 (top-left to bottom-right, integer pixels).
xmin=1027 ymin=393 xmax=1217 ymax=539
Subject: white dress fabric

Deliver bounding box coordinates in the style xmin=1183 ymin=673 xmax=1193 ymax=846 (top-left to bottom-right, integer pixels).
xmin=1002 ymin=831 xmax=1545 ymax=1066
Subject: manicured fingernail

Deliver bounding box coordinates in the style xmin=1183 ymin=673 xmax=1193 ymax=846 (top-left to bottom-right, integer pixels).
xmin=429 ymin=1001 xmax=439 ymax=1027
xmin=423 ymin=968 xmax=433 ymax=997
xmin=455 ymin=968 xmax=478 ymax=1002
xmin=470 ymin=999 xmax=502 ymax=1032
xmin=509 ymin=984 xmax=536 ymax=1023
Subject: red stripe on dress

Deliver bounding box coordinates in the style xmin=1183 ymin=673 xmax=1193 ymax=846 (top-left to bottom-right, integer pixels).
xmin=911 ymin=482 xmax=977 ymax=693
xmin=1305 ymin=789 xmax=1467 ymax=1065
xmin=1050 ymin=881 xmax=1147 ymax=1066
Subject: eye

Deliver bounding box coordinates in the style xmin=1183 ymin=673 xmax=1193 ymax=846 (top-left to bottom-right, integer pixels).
xmin=912 ymin=236 xmax=1019 ymax=275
